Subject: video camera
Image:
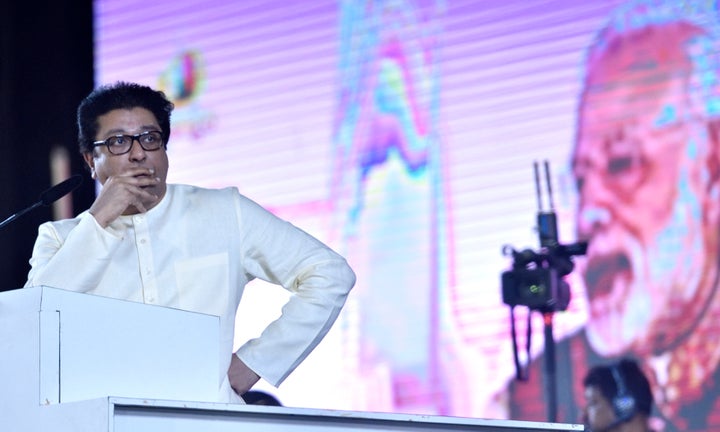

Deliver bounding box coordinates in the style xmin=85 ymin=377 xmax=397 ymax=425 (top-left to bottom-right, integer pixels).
xmin=501 ymin=161 xmax=586 ymax=313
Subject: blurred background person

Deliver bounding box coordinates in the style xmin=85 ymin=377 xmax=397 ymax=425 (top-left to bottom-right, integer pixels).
xmin=241 ymin=390 xmax=283 ymax=406
xmin=582 ymin=358 xmax=655 ymax=432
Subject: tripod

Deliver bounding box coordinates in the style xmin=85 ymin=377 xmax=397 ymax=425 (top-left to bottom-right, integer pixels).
xmin=501 ymin=161 xmax=586 ymax=423
xmin=542 ymin=311 xmax=558 ymax=423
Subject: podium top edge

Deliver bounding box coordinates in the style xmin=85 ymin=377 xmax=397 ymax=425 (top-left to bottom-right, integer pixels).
xmin=107 ymin=397 xmax=584 ymax=430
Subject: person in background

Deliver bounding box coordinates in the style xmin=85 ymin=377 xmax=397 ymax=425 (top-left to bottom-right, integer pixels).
xmin=25 ymin=81 xmax=356 ymax=404
xmin=583 ymin=358 xmax=654 ymax=432
xmin=241 ymin=390 xmax=283 ymax=406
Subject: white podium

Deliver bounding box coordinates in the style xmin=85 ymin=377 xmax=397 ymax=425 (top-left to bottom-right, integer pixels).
xmin=0 ymin=287 xmax=584 ymax=432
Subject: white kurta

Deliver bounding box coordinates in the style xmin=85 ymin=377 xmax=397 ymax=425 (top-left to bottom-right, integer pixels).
xmin=25 ymin=183 xmax=355 ymax=403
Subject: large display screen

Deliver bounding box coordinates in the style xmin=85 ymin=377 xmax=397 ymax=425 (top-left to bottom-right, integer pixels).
xmin=95 ymin=1 xmax=720 ymax=430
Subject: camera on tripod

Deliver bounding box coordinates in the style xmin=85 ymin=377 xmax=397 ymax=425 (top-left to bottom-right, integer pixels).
xmin=500 ymin=161 xmax=586 ymax=313
xmin=501 ymin=239 xmax=586 ymax=312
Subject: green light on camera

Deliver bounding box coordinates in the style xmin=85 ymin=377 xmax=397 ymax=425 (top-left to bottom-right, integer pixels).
xmin=529 ymin=284 xmax=543 ymax=294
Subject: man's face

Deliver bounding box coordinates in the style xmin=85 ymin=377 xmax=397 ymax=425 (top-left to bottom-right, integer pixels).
xmin=573 ymin=46 xmax=719 ymax=356
xmin=83 ymin=107 xmax=169 ymax=213
xmin=583 ymin=385 xmax=618 ymax=432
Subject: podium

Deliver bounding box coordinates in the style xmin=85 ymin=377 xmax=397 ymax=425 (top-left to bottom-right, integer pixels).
xmin=0 ymin=287 xmax=584 ymax=431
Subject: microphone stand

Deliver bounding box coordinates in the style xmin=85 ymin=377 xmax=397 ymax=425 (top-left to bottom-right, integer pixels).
xmin=0 ymin=202 xmax=42 ymax=229
xmin=0 ymin=174 xmax=83 ymax=230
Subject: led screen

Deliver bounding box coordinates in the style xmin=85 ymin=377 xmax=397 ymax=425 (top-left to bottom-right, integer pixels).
xmin=95 ymin=1 xmax=720 ymax=429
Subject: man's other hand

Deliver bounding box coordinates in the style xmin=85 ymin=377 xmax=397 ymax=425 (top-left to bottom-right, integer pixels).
xmin=228 ymin=353 xmax=261 ymax=396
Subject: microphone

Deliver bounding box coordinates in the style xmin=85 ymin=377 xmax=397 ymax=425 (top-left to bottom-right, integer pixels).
xmin=39 ymin=175 xmax=83 ymax=206
xmin=0 ymin=175 xmax=83 ymax=229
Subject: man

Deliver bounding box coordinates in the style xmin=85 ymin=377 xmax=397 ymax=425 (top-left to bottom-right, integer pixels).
xmin=25 ymin=82 xmax=356 ymax=403
xmin=582 ymin=358 xmax=654 ymax=432
xmin=510 ymin=2 xmax=720 ymax=430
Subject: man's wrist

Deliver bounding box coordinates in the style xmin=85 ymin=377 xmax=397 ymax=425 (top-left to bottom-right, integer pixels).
xmin=89 ymin=210 xmax=110 ymax=228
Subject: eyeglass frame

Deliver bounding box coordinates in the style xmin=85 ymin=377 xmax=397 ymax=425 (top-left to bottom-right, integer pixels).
xmin=91 ymin=130 xmax=166 ymax=155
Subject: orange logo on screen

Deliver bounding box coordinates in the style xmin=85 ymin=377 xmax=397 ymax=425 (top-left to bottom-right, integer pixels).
xmin=158 ymin=50 xmax=206 ymax=107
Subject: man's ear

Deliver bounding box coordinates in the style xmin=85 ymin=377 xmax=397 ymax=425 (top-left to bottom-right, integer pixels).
xmin=82 ymin=152 xmax=96 ymax=179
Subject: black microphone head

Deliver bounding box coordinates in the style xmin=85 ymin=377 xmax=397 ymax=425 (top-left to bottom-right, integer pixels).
xmin=40 ymin=175 xmax=83 ymax=206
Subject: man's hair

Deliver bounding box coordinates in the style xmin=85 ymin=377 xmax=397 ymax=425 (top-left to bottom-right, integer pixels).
xmin=583 ymin=358 xmax=654 ymax=417
xmin=77 ymin=82 xmax=174 ymax=153
xmin=582 ymin=0 xmax=720 ymax=119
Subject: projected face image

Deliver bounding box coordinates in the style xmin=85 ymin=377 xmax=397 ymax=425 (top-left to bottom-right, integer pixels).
xmin=572 ymin=28 xmax=720 ymax=357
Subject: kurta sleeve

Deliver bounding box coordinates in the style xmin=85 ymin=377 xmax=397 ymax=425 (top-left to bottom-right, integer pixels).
xmin=232 ymin=192 xmax=356 ymax=386
xmin=25 ymin=212 xmax=124 ymax=292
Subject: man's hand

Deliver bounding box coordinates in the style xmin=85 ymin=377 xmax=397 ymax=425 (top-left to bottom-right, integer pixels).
xmin=89 ymin=168 xmax=162 ymax=227
xmin=228 ymin=353 xmax=260 ymax=396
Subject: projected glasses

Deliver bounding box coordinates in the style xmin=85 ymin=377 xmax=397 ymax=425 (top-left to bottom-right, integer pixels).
xmin=92 ymin=130 xmax=164 ymax=155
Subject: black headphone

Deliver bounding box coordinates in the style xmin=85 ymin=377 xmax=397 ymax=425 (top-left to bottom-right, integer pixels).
xmin=610 ymin=363 xmax=637 ymax=422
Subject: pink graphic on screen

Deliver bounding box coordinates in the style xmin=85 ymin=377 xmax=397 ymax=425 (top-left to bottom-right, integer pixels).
xmin=330 ymin=0 xmax=452 ymax=413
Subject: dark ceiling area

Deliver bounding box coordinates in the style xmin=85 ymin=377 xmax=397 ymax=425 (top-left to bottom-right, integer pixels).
xmin=0 ymin=0 xmax=96 ymax=290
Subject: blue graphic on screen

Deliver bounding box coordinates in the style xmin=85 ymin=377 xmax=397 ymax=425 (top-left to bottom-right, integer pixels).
xmin=331 ymin=0 xmax=452 ymax=413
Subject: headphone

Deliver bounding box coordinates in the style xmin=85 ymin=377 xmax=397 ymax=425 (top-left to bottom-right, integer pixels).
xmin=610 ymin=363 xmax=637 ymax=423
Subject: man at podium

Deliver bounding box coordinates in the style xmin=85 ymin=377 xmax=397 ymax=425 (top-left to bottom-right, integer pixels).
xmin=24 ymin=81 xmax=356 ymax=404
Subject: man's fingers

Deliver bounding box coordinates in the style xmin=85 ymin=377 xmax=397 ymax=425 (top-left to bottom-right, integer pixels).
xmin=119 ymin=167 xmax=156 ymax=178
xmin=132 ymin=190 xmax=159 ymax=213
xmin=135 ymin=176 xmax=162 ymax=188
xmin=90 ymin=178 xmax=159 ymax=223
xmin=133 ymin=201 xmax=148 ymax=213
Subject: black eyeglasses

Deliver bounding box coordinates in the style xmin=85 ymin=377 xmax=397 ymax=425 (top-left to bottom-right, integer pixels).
xmin=91 ymin=130 xmax=165 ymax=155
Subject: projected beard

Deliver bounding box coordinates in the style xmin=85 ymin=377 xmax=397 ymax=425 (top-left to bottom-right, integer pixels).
xmin=572 ymin=48 xmax=720 ymax=358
